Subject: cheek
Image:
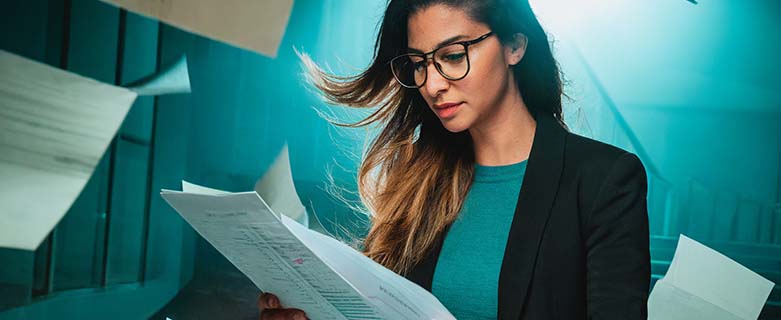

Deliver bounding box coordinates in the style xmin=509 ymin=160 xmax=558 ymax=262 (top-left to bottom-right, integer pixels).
xmin=472 ymin=52 xmax=507 ymax=86
xmin=461 ymin=62 xmax=504 ymax=102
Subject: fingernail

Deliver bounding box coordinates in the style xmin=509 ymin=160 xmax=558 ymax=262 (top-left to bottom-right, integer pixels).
xmin=294 ymin=312 xmax=306 ymax=320
xmin=269 ymin=296 xmax=279 ymax=308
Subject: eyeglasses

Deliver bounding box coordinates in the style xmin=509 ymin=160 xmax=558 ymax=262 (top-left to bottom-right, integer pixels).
xmin=389 ymin=32 xmax=494 ymax=89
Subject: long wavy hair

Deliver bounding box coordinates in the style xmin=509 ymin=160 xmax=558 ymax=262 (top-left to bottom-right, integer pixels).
xmin=301 ymin=0 xmax=565 ymax=275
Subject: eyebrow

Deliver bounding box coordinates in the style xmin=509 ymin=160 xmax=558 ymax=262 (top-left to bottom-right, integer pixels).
xmin=407 ymin=34 xmax=469 ymax=54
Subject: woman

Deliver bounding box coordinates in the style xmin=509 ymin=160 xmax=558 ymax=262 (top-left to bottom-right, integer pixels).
xmin=260 ymin=0 xmax=650 ymax=319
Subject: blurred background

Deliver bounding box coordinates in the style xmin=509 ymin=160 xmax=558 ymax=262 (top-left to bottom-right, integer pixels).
xmin=0 ymin=0 xmax=779 ymax=319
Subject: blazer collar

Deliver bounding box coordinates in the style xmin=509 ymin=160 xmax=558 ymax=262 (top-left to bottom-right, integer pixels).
xmin=405 ymin=114 xmax=568 ymax=320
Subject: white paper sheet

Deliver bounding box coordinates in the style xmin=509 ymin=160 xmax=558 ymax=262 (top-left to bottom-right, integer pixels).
xmin=100 ymin=0 xmax=294 ymax=58
xmin=648 ymin=235 xmax=775 ymax=320
xmin=0 ymin=50 xmax=137 ymax=251
xmin=255 ymin=144 xmax=308 ymax=227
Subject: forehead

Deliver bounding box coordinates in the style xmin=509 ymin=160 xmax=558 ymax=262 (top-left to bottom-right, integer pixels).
xmin=407 ymin=4 xmax=487 ymax=52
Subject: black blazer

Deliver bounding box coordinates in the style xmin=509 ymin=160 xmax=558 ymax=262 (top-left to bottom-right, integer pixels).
xmin=406 ymin=114 xmax=651 ymax=319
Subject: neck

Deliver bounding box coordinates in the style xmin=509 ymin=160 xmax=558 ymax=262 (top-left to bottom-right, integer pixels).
xmin=469 ymin=85 xmax=536 ymax=166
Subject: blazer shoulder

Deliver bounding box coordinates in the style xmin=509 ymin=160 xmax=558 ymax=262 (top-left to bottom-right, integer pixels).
xmin=562 ymin=132 xmax=645 ymax=180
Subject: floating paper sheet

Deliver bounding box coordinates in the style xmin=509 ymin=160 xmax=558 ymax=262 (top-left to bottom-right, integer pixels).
xmin=255 ymin=144 xmax=308 ymax=227
xmin=100 ymin=0 xmax=294 ymax=58
xmin=648 ymin=235 xmax=775 ymax=320
xmin=126 ymin=55 xmax=191 ymax=96
xmin=0 ymin=50 xmax=137 ymax=250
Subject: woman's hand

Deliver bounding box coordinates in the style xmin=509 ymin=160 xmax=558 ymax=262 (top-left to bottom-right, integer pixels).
xmin=257 ymin=293 xmax=309 ymax=320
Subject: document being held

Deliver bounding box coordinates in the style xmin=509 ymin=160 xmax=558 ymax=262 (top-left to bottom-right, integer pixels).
xmin=160 ymin=185 xmax=454 ymax=319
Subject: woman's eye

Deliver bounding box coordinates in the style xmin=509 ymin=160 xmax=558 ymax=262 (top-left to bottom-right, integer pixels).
xmin=413 ymin=61 xmax=426 ymax=72
xmin=443 ymin=53 xmax=466 ymax=62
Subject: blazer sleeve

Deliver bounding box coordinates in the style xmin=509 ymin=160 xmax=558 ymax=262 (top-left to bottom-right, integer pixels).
xmin=584 ymin=152 xmax=651 ymax=319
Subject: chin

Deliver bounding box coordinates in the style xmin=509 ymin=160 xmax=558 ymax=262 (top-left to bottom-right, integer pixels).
xmin=440 ymin=119 xmax=470 ymax=133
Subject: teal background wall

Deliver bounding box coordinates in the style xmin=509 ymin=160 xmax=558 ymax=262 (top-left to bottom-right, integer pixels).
xmin=0 ymin=0 xmax=779 ymax=319
xmin=0 ymin=0 xmax=387 ymax=318
xmin=0 ymin=0 xmax=198 ymax=318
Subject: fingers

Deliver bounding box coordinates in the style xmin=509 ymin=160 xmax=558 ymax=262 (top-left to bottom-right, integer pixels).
xmin=257 ymin=293 xmax=308 ymax=320
xmin=259 ymin=308 xmax=308 ymax=320
xmin=258 ymin=292 xmax=280 ymax=310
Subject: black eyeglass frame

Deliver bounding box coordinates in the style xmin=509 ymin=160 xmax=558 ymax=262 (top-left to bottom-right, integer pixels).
xmin=389 ymin=31 xmax=495 ymax=89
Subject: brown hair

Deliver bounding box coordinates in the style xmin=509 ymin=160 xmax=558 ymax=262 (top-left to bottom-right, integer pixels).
xmin=301 ymin=0 xmax=564 ymax=275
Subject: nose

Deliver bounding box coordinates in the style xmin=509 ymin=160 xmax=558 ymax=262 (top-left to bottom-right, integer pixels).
xmin=423 ymin=62 xmax=449 ymax=98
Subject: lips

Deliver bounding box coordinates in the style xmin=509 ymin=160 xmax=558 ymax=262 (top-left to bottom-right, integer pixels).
xmin=433 ymin=102 xmax=462 ymax=118
xmin=434 ymin=102 xmax=461 ymax=109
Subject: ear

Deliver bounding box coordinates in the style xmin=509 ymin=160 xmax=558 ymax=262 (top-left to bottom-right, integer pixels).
xmin=504 ymin=33 xmax=528 ymax=66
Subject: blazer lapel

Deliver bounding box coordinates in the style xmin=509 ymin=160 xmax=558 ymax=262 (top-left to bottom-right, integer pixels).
xmin=498 ymin=114 xmax=567 ymax=319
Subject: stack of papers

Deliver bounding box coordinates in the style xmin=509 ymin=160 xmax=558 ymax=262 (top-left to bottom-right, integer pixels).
xmin=160 ymin=146 xmax=453 ymax=319
xmin=160 ymin=186 xmax=454 ymax=319
xmin=648 ymin=235 xmax=775 ymax=320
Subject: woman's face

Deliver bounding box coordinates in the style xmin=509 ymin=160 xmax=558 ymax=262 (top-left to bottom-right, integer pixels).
xmin=407 ymin=4 xmax=519 ymax=133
